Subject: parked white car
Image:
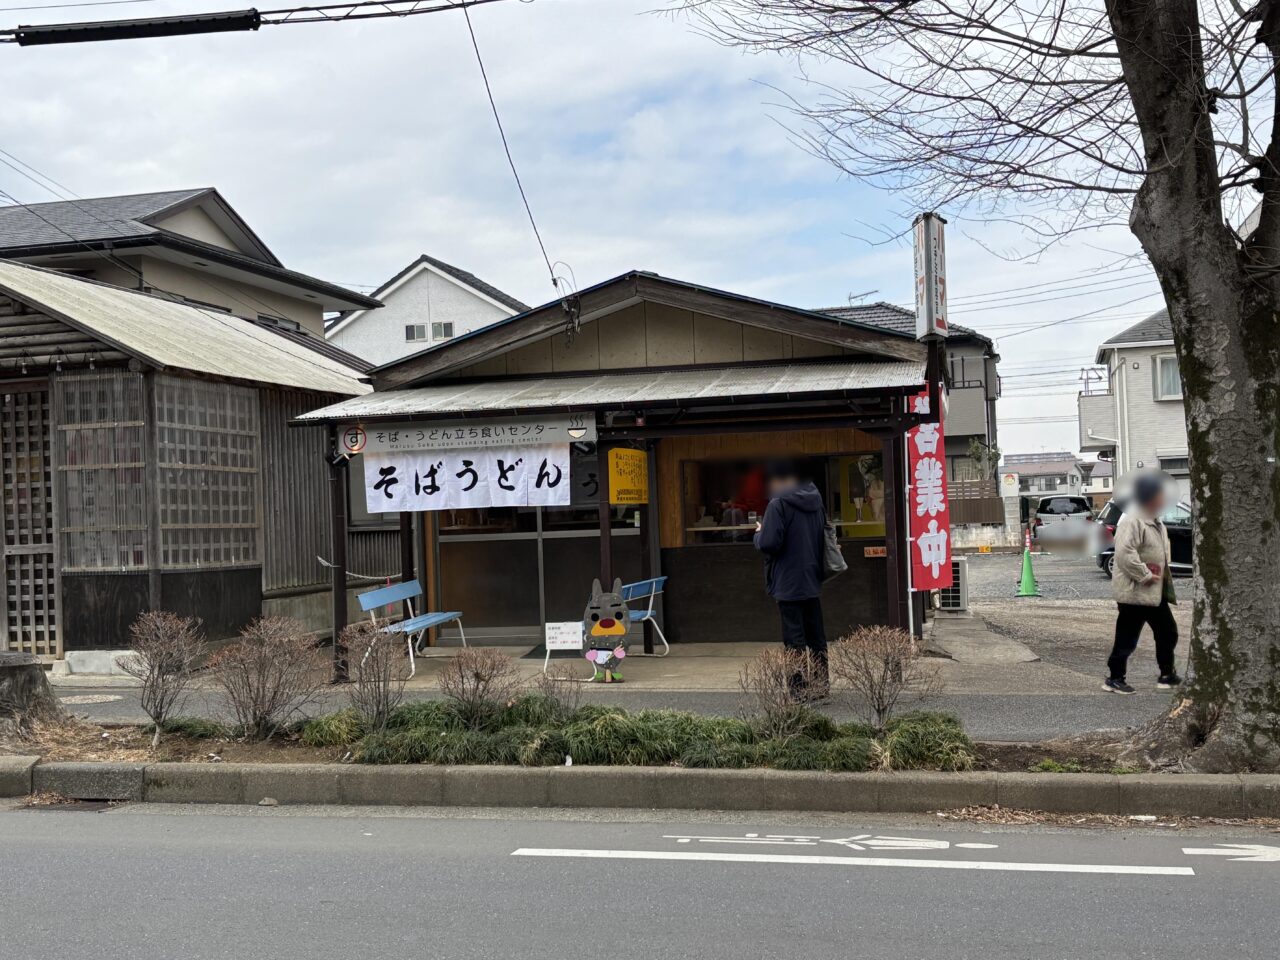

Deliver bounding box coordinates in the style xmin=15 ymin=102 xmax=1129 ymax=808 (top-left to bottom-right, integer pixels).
xmin=1032 ymin=495 xmax=1095 ymax=545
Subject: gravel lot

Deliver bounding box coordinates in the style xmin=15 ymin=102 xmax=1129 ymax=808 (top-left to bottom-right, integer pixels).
xmin=962 ymin=551 xmax=1195 ymax=678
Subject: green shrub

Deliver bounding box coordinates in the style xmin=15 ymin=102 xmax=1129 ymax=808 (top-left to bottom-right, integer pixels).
xmin=385 ymin=700 xmax=463 ymax=733
xmin=159 ymin=716 xmax=232 ymax=740
xmin=820 ymin=736 xmax=874 ymax=772
xmin=301 ymin=708 xmax=366 ymax=748
xmin=519 ymin=728 xmax=572 ymax=766
xmin=568 ymin=703 xmax=626 ymax=723
xmin=679 ymin=741 xmax=761 ymax=769
xmin=759 ymin=736 xmax=826 ymax=770
xmin=837 ymin=720 xmax=878 ymax=741
xmin=501 ymin=693 xmax=568 ymax=728
xmin=877 ymin=711 xmax=975 ymax=771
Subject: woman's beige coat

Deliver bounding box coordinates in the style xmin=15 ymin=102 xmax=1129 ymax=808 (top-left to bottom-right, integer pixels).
xmin=1111 ymin=513 xmax=1171 ymax=607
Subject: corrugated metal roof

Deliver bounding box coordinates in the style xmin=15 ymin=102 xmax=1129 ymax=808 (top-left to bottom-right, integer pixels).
xmin=0 ymin=260 xmax=370 ymax=396
xmin=295 ymin=359 xmax=925 ymax=423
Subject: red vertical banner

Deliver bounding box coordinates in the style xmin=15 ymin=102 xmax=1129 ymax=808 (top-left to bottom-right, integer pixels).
xmin=906 ymin=388 xmax=953 ymax=590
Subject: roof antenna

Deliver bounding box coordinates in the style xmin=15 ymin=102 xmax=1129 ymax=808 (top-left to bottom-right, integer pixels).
xmin=846 ymin=289 xmax=878 ymax=304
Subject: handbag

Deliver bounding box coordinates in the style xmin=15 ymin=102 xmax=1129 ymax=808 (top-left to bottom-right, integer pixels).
xmin=822 ymin=521 xmax=848 ymax=582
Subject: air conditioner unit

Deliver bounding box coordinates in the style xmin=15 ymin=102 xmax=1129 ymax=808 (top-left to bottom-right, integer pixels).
xmin=937 ymin=557 xmax=969 ymax=612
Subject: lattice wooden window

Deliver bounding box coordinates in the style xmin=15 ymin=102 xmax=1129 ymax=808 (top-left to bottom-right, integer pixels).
xmin=3 ymin=387 xmax=58 ymax=656
xmin=54 ymin=372 xmax=148 ymax=572
xmin=155 ymin=376 xmax=260 ymax=568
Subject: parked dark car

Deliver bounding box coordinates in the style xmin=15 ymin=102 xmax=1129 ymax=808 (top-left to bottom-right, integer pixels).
xmin=1097 ymin=499 xmax=1193 ymax=578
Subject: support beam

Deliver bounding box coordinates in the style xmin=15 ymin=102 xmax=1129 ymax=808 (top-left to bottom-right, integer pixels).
xmin=399 ymin=511 xmax=415 ymax=619
xmin=597 ymin=441 xmax=614 ymax=587
xmin=880 ymin=432 xmax=909 ymax=630
xmin=327 ymin=425 xmax=349 ymax=682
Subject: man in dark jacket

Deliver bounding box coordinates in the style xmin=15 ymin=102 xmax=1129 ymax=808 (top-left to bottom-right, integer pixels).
xmin=753 ymin=461 xmax=829 ymax=694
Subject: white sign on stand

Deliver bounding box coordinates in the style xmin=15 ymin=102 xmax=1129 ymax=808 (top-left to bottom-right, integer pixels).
xmin=545 ymin=622 xmax=584 ymax=651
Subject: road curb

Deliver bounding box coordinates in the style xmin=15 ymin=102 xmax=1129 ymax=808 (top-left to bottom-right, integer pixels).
xmin=9 ymin=761 xmax=1280 ymax=817
xmin=0 ymin=755 xmax=38 ymax=797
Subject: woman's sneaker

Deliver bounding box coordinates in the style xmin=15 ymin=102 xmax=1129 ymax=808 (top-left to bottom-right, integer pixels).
xmin=1157 ymin=673 xmax=1183 ymax=689
xmin=1103 ymin=678 xmax=1136 ymax=695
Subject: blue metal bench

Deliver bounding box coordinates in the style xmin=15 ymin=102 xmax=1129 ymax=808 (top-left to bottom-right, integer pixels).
xmin=356 ymin=580 xmax=465 ymax=679
xmin=620 ymin=576 xmax=669 ymax=657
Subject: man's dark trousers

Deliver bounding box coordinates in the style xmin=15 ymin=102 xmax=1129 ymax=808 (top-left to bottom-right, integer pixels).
xmin=1108 ymin=600 xmax=1178 ymax=681
xmin=778 ymin=597 xmax=828 ymax=688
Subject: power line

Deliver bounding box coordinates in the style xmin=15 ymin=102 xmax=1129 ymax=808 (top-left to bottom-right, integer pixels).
xmin=993 ymin=291 xmax=1164 ymax=341
xmin=0 ymin=0 xmax=156 ymax=12
xmin=1 ymin=0 xmax=522 ymax=43
xmin=459 ymin=2 xmax=557 ymax=295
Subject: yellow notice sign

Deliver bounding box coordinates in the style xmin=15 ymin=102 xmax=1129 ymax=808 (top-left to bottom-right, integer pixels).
xmin=608 ymin=447 xmax=649 ymax=505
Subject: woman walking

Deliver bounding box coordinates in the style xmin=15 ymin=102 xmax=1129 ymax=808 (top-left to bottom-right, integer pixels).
xmin=1104 ymin=473 xmax=1181 ymax=694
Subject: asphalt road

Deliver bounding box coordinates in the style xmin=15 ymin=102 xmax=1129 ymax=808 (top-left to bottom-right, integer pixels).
xmin=3 ymin=804 xmax=1277 ymax=960
xmin=55 ymin=685 xmax=1162 ymax=742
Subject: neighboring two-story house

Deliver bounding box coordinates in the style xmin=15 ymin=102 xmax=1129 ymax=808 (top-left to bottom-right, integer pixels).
xmin=1077 ymin=309 xmax=1190 ymax=501
xmin=0 ymin=189 xmax=378 ymax=334
xmin=1004 ymin=451 xmax=1087 ymax=496
xmin=325 ymin=254 xmax=529 ymax=365
xmin=817 ymin=302 xmax=1001 ymax=481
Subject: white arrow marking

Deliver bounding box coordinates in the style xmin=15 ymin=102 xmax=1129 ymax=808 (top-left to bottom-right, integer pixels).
xmin=1182 ymin=844 xmax=1280 ymax=862
xmin=512 ymin=848 xmax=1193 ymax=877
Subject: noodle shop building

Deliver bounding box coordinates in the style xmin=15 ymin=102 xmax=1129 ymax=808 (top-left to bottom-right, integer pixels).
xmin=298 ymin=271 xmax=947 ymax=654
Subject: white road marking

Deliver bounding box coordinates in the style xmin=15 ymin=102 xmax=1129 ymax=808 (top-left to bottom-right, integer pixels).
xmin=513 ymin=848 xmax=1194 ymax=876
xmin=1183 ymin=844 xmax=1280 ymax=863
xmin=662 ymin=832 xmax=999 ymax=852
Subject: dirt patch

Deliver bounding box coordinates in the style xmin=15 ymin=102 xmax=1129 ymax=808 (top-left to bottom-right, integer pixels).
xmin=975 ymin=737 xmax=1134 ymax=774
xmin=973 ymin=598 xmax=1193 ymax=676
xmin=936 ymin=805 xmax=1280 ymax=831
xmin=1 ymin=718 xmax=344 ymax=764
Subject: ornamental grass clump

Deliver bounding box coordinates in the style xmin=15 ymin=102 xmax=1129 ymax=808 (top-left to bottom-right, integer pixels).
xmin=873 ymin=711 xmax=976 ymax=771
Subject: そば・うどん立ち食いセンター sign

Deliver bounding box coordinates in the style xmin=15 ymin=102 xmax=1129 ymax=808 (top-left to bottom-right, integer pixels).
xmin=356 ymin=416 xmax=596 ymax=514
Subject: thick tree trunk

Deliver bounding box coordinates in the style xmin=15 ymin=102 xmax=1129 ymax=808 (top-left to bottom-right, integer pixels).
xmin=0 ymin=652 xmax=63 ymax=739
xmin=1109 ymin=0 xmax=1280 ymax=769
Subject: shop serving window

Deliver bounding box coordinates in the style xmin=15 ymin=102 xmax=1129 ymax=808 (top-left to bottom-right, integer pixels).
xmin=681 ymin=452 xmax=887 ymax=545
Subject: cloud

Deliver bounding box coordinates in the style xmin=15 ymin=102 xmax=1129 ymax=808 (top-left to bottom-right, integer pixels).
xmin=0 ymin=0 xmax=1155 ymax=453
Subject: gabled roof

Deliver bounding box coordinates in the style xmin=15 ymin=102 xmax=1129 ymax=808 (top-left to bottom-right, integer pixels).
xmin=814 ymin=302 xmax=992 ymax=346
xmin=369 ymin=270 xmax=927 ymax=391
xmin=0 ymin=190 xmax=380 ymax=312
xmin=0 ymin=188 xmax=278 ymax=263
xmin=0 ymin=260 xmax=369 ymax=396
xmin=326 ymin=253 xmax=528 ymax=337
xmin=1102 ymin=309 xmax=1173 ymax=348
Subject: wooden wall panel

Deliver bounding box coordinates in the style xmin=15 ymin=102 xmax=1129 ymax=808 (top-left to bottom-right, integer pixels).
xmin=692 ymin=314 xmax=744 ymax=364
xmin=644 ymin=303 xmax=695 ymax=366
xmin=550 ymin=320 xmax=601 ymax=371
xmin=655 ymin=427 xmax=879 ymax=548
xmin=596 ymin=305 xmax=646 ymax=368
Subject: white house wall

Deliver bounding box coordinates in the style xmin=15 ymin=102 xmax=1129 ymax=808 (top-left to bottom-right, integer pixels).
xmin=329 ymin=267 xmax=513 ymax=366
xmin=1111 ymin=345 xmax=1191 ymax=500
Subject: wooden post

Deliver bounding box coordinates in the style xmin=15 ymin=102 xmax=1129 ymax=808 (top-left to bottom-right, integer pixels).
xmin=638 ymin=442 xmax=657 ymax=654
xmin=597 ymin=441 xmax=613 ymax=587
xmin=327 ymin=425 xmax=349 ymax=682
xmin=398 ymin=511 xmax=415 ymax=619
xmin=881 ymin=433 xmax=910 ymax=630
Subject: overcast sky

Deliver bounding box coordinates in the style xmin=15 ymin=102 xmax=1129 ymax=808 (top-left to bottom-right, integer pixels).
xmin=0 ymin=0 xmax=1168 ymax=455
